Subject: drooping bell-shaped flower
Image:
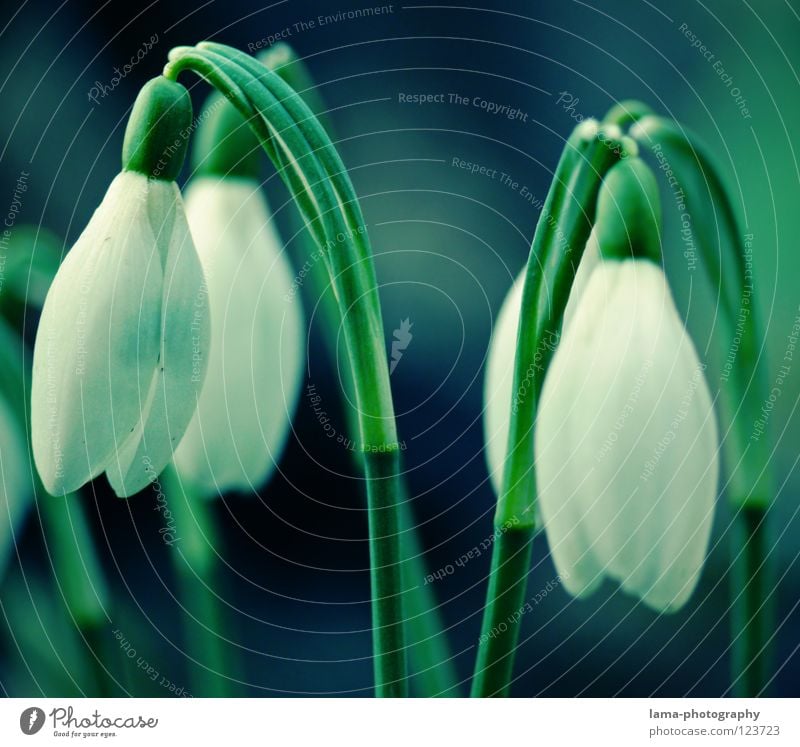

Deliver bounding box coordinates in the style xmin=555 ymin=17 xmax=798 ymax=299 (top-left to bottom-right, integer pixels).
xmin=172 ymin=93 xmax=305 ymax=496
xmin=486 ymin=158 xmax=719 ymax=611
xmin=31 ymin=77 xmax=210 ymax=498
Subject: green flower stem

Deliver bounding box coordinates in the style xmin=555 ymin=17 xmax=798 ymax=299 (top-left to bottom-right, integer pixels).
xmin=472 ymin=122 xmax=628 ymax=697
xmin=470 ymin=526 xmax=534 ymax=697
xmin=362 ymin=450 xmax=405 ymax=696
xmin=164 ymin=46 xmax=407 ymax=696
xmin=728 ymin=514 xmax=775 ymax=697
xmin=38 ymin=494 xmax=114 ymax=696
xmin=629 ymin=116 xmax=774 ymax=696
xmin=399 ymin=499 xmax=461 ymax=697
xmin=199 ymin=42 xmax=382 ymax=315
xmin=630 ymin=116 xmax=769 ymax=498
xmin=730 ymin=505 xmax=776 ymax=696
xmin=253 ymin=48 xmax=459 ymax=696
xmin=160 ymin=466 xmax=233 ymax=697
xmin=259 ymin=43 xmax=332 ymax=131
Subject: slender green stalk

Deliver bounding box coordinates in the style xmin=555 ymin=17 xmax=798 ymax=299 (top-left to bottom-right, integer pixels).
xmin=361 ymin=449 xmax=404 ymax=696
xmin=160 ymin=466 xmax=233 ymax=697
xmin=629 ymin=116 xmax=769 ymax=498
xmin=470 ymin=527 xmax=534 ymax=697
xmin=164 ymin=46 xmax=407 ymax=696
xmin=39 ymin=494 xmax=114 ymax=696
xmin=471 ymin=122 xmax=628 ymax=697
xmin=398 ymin=500 xmax=461 ymax=697
xmin=260 ymin=43 xmax=332 ymax=131
xmin=729 ymin=506 xmax=775 ymax=695
xmin=261 ymin=47 xmax=459 ymax=695
xmin=628 ymin=115 xmax=774 ymax=696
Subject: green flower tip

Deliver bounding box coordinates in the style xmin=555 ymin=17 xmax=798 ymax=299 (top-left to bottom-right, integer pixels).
xmin=258 ymin=41 xmax=294 ymax=68
xmin=122 ymin=76 xmax=193 ymax=181
xmin=603 ymin=99 xmax=653 ymax=127
xmin=191 ymin=91 xmax=260 ymax=179
xmin=573 ymin=117 xmax=600 ymax=143
xmin=596 ymin=157 xmax=662 ymax=263
xmin=627 ymin=115 xmax=662 ymax=145
xmin=572 ymin=119 xmax=637 ymax=161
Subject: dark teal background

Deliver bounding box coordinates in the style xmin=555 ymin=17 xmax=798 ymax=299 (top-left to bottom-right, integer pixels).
xmin=0 ymin=0 xmax=798 ymax=696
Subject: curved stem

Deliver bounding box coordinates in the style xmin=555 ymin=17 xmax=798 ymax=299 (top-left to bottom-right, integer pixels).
xmin=165 ymin=46 xmax=406 ymax=696
xmin=263 ymin=51 xmax=459 ymax=695
xmin=630 ymin=116 xmax=774 ymax=696
xmin=472 ymin=123 xmax=628 ymax=696
xmin=630 ymin=116 xmax=769 ymax=503
xmin=258 ymin=43 xmax=333 ymax=132
xmin=200 ymin=42 xmax=378 ymax=289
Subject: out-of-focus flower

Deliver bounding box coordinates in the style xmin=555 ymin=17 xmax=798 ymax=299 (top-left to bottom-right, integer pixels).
xmin=173 ymin=176 xmax=304 ymax=495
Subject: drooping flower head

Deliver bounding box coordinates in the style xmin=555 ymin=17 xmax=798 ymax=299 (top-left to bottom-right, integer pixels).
xmin=32 ymin=77 xmax=210 ymax=498
xmin=485 ymin=157 xmax=719 ymax=612
xmin=172 ymin=92 xmax=305 ymax=496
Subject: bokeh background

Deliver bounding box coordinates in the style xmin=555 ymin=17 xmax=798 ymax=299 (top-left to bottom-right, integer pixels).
xmin=1 ymin=0 xmax=799 ymax=696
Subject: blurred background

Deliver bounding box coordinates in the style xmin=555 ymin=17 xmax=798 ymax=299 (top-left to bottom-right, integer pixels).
xmin=1 ymin=0 xmax=798 ymax=696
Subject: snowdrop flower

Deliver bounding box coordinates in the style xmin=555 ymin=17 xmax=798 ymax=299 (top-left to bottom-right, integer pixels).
xmin=486 ymin=158 xmax=718 ymax=611
xmin=31 ymin=77 xmax=210 ymax=498
xmin=172 ymin=95 xmax=304 ymax=495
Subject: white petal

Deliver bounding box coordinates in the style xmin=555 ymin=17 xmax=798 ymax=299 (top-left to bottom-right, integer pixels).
xmin=31 ymin=172 xmax=162 ymax=495
xmin=562 ymin=231 xmax=601 ymax=330
xmin=483 ymin=233 xmax=602 ymax=501
xmin=173 ymin=177 xmax=305 ymax=495
xmin=535 ymin=259 xmax=718 ymax=612
xmin=484 ymin=271 xmax=524 ymax=499
xmin=106 ymin=183 xmax=210 ymax=497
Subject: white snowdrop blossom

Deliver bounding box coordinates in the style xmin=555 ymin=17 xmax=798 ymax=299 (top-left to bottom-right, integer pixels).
xmin=173 ymin=177 xmax=304 ymax=495
xmin=534 ymin=258 xmax=718 ymax=611
xmin=31 ymin=171 xmax=210 ymax=497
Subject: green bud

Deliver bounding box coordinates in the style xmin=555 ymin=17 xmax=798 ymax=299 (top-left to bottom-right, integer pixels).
xmin=122 ymin=76 xmax=192 ymax=181
xmin=596 ymin=157 xmax=662 ymax=263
